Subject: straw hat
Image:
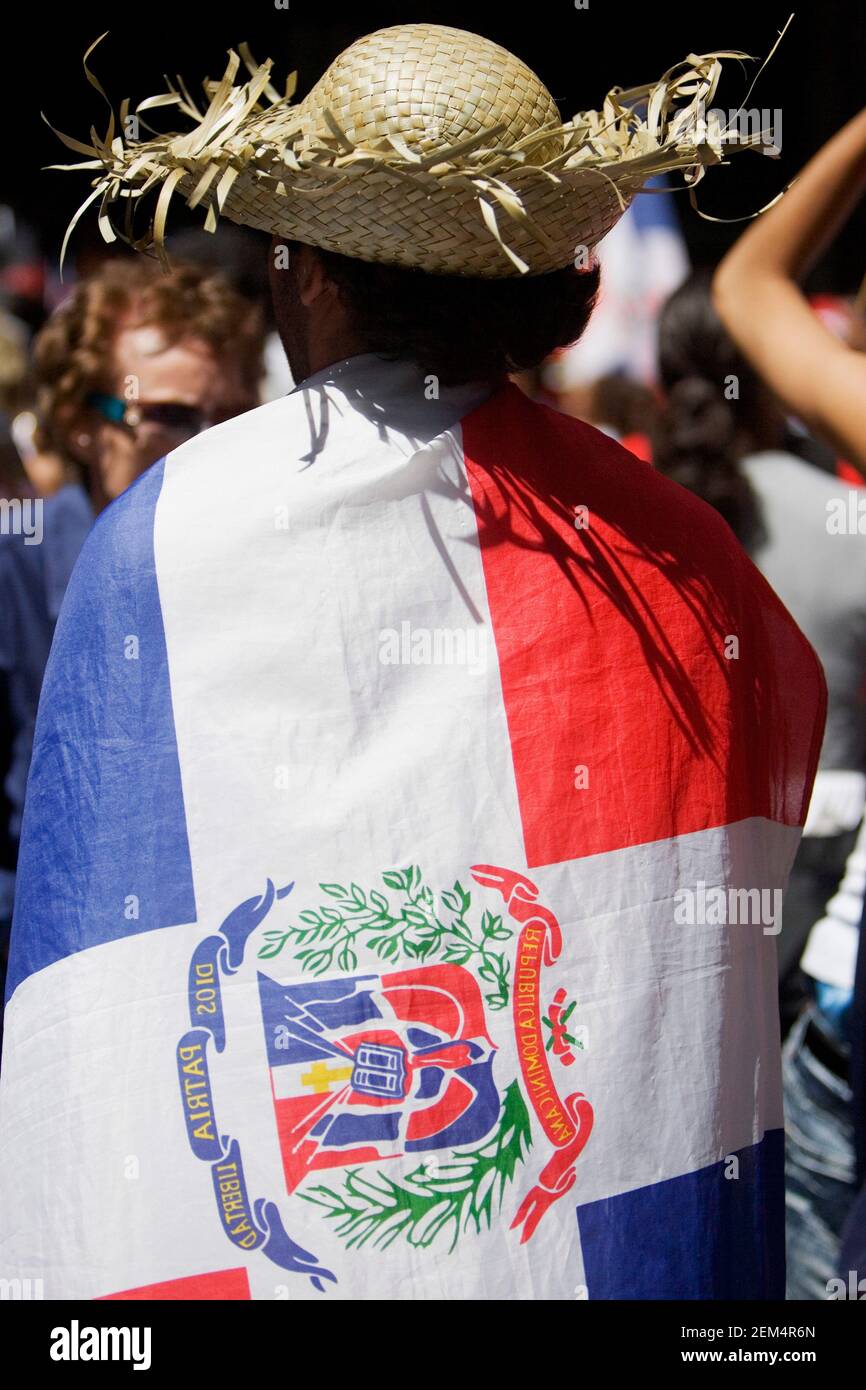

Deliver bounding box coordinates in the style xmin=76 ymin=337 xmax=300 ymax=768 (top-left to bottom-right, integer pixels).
xmin=54 ymin=24 xmax=766 ymax=278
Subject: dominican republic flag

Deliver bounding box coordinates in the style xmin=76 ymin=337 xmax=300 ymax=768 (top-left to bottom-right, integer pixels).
xmin=0 ymin=356 xmax=824 ymax=1301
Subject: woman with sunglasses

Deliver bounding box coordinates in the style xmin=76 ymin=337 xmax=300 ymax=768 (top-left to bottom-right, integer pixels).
xmin=35 ymin=257 xmax=264 ymax=511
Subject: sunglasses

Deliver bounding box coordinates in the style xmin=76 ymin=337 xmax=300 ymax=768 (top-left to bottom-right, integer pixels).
xmin=87 ymin=392 xmax=210 ymax=439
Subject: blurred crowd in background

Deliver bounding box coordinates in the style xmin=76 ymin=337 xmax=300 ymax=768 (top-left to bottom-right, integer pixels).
xmin=2 ymin=160 xmax=866 ymax=1301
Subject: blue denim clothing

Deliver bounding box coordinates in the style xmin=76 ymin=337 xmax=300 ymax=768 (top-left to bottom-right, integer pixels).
xmin=784 ymin=1007 xmax=858 ymax=1299
xmin=839 ymin=889 xmax=866 ymax=1285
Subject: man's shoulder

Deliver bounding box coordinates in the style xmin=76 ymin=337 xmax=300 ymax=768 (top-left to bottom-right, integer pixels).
xmin=77 ymin=459 xmax=164 ymax=579
xmin=467 ymin=384 xmax=751 ymax=561
xmin=168 ymin=395 xmax=296 ymax=468
xmin=82 ymin=399 xmax=293 ymax=570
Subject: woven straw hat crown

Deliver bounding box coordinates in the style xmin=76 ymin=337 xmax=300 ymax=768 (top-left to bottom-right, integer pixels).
xmin=56 ymin=24 xmax=767 ymax=278
xmin=295 ymin=25 xmax=562 ymax=165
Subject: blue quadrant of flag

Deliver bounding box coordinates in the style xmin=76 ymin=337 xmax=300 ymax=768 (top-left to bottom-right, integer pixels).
xmin=577 ymin=1130 xmax=785 ymax=1300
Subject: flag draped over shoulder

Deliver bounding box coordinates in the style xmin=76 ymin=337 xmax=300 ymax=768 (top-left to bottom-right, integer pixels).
xmin=0 ymin=356 xmax=825 ymax=1300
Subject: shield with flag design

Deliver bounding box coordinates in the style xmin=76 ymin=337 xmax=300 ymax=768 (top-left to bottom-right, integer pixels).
xmin=259 ymin=964 xmax=501 ymax=1190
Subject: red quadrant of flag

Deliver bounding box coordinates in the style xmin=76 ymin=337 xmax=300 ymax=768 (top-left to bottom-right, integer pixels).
xmin=462 ymin=384 xmax=825 ymax=868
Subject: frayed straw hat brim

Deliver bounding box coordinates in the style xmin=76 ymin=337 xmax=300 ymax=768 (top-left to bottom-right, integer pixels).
xmin=50 ymin=24 xmax=775 ymax=278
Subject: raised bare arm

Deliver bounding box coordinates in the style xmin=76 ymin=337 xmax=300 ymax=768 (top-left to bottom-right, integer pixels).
xmin=713 ymin=107 xmax=866 ymax=467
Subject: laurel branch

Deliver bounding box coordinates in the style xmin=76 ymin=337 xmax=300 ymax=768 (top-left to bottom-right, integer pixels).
xmin=256 ymin=864 xmax=514 ymax=1009
xmin=298 ymin=1080 xmax=532 ymax=1252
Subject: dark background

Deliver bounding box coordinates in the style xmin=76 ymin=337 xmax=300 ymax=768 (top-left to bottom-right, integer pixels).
xmin=9 ymin=1 xmax=866 ymax=288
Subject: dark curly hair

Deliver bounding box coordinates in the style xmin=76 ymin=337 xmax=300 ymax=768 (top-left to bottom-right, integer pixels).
xmin=314 ymin=246 xmax=601 ymax=386
xmin=653 ymin=271 xmax=772 ymax=553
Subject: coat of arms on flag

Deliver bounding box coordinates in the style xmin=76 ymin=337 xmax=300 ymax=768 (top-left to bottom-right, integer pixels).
xmin=174 ymin=862 xmax=594 ymax=1278
xmin=258 ymin=963 xmax=503 ymax=1187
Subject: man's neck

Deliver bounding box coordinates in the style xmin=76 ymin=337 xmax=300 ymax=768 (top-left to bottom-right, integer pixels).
xmin=289 ymin=352 xmax=499 ymax=445
xmin=297 ymin=330 xmax=370 ymax=384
